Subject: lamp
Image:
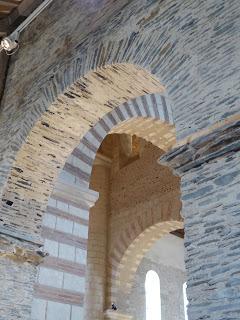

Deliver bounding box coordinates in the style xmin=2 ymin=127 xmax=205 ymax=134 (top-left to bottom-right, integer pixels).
xmin=0 ymin=37 xmax=18 ymax=54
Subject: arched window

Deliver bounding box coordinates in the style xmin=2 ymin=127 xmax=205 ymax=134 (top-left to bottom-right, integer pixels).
xmin=145 ymin=270 xmax=161 ymax=320
xmin=183 ymin=282 xmax=189 ymax=320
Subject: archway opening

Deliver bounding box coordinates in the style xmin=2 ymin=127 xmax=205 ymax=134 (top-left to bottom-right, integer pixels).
xmin=0 ymin=63 xmax=166 ymax=243
xmin=31 ymin=94 xmax=180 ymax=320
xmin=84 ymin=129 xmax=184 ymax=320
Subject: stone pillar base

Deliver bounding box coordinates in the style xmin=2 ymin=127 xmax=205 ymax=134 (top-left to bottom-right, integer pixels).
xmin=104 ymin=310 xmax=133 ymax=320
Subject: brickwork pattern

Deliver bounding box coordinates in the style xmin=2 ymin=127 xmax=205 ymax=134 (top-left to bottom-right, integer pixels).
xmin=107 ymin=143 xmax=182 ymax=309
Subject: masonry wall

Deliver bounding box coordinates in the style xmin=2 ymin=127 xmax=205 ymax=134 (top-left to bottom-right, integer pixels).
xmin=31 ymin=151 xmax=96 ymax=320
xmin=129 ymin=259 xmax=185 ymax=320
xmin=181 ymin=151 xmax=240 ymax=320
xmin=0 ymin=4 xmax=239 ymax=316
xmin=0 ymin=0 xmax=239 ymax=231
xmin=108 ymin=141 xmax=181 ymax=311
xmin=1 ymin=0 xmax=239 ymax=143
xmin=159 ymin=120 xmax=240 ymax=320
xmin=109 ymin=142 xmax=180 ymax=246
xmin=0 ymin=1 xmax=239 ymax=318
xmin=84 ymin=164 xmax=110 ymax=320
xmin=0 ymin=243 xmax=37 ymax=320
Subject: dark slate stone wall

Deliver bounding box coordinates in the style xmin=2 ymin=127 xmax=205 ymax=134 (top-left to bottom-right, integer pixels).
xmin=160 ymin=122 xmax=240 ymax=320
xmin=4 ymin=0 xmax=239 ymax=139
xmin=182 ymin=151 xmax=240 ymax=320
xmin=0 ymin=0 xmax=239 ymax=319
xmin=0 ymin=0 xmax=239 ymax=198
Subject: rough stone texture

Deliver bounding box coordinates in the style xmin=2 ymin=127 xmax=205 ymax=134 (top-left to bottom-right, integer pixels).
xmin=0 ymin=0 xmax=240 ymax=242
xmin=0 ymin=0 xmax=239 ymax=318
xmin=0 ymin=237 xmax=39 ymax=320
xmin=1 ymin=92 xmax=172 ymax=245
xmin=182 ymin=153 xmax=240 ymax=320
xmin=0 ymin=220 xmax=45 ymax=320
xmin=160 ymin=120 xmax=240 ymax=175
xmin=2 ymin=0 xmax=239 ymax=145
xmin=0 ymin=257 xmax=37 ymax=320
xmin=159 ymin=123 xmax=240 ymax=320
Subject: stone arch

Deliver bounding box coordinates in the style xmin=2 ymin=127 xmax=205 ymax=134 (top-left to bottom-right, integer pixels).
xmin=63 ymin=92 xmax=175 ymax=188
xmin=116 ymin=221 xmax=183 ymax=289
xmin=107 ymin=193 xmax=182 ymax=305
xmin=31 ymin=92 xmax=177 ymax=320
xmin=1 ymin=63 xmax=172 ymax=243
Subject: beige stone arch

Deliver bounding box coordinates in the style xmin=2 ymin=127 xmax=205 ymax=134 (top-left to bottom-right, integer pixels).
xmin=105 ymin=220 xmax=183 ymax=320
xmin=1 ymin=63 xmax=172 ymax=243
xmin=107 ymin=189 xmax=182 ymax=306
xmin=29 ymin=91 xmax=177 ymax=320
xmin=117 ymin=221 xmax=183 ymax=291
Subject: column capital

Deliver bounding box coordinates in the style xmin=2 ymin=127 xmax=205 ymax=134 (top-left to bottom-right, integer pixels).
xmin=159 ymin=119 xmax=240 ymax=175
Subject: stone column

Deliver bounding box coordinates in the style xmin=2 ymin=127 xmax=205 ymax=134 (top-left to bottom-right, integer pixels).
xmin=31 ymin=178 xmax=99 ymax=320
xmin=84 ymin=158 xmax=111 ymax=320
xmin=160 ymin=120 xmax=240 ymax=320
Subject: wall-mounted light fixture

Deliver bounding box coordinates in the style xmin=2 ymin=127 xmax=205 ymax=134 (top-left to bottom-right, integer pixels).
xmin=0 ymin=0 xmax=53 ymax=55
xmin=0 ymin=37 xmax=19 ymax=55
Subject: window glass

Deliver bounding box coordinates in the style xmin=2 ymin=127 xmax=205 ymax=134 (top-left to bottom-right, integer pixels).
xmin=145 ymin=270 xmax=161 ymax=320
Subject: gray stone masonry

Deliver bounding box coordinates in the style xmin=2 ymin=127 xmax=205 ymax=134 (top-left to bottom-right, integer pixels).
xmin=160 ymin=120 xmax=240 ymax=320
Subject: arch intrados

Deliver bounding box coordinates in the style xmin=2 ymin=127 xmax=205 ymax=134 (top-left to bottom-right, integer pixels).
xmin=110 ymin=117 xmax=175 ymax=152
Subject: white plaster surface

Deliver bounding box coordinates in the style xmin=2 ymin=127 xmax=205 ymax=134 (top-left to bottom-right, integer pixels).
xmin=145 ymin=233 xmax=185 ymax=271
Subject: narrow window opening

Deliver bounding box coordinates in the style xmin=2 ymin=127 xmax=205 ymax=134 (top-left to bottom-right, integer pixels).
xmin=145 ymin=270 xmax=161 ymax=320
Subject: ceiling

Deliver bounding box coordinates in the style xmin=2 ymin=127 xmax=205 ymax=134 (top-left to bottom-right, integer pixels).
xmin=0 ymin=0 xmax=43 ymax=37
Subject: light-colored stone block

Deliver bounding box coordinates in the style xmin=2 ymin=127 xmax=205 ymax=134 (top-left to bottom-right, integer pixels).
xmin=60 ymin=169 xmax=75 ymax=184
xmin=31 ymin=298 xmax=47 ymax=320
xmin=56 ymin=217 xmax=73 ymax=234
xmin=75 ymin=248 xmax=87 ymax=264
xmin=44 ymin=239 xmax=59 ymax=257
xmin=38 ymin=267 xmax=63 ymax=288
xmin=59 ymin=243 xmax=75 ymax=261
xmin=73 ymin=223 xmax=88 ymax=239
xmin=48 ymin=197 xmax=57 ymax=208
xmin=42 ymin=213 xmax=56 ymax=229
xmin=71 ymin=305 xmax=84 ymax=320
xmin=47 ymin=301 xmax=71 ymax=320
xmin=69 ymin=206 xmax=89 ymax=220
xmin=63 ymin=273 xmax=85 ymax=293
xmin=57 ymin=200 xmax=69 ymax=212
